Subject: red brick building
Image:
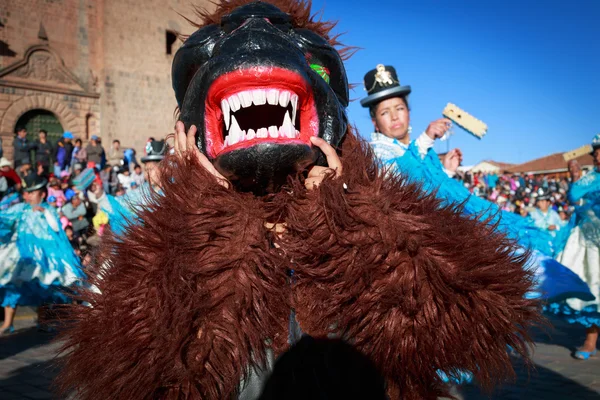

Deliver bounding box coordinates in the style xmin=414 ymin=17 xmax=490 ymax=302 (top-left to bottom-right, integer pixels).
xmin=0 ymin=0 xmax=206 ymax=161
xmin=507 ymin=152 xmax=594 ymax=180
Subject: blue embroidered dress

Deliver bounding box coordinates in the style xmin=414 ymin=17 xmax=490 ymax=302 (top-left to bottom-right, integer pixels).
xmin=551 ymin=170 xmax=600 ymax=327
xmin=369 ymin=132 xmax=594 ymax=304
xmin=0 ymin=202 xmax=85 ymax=308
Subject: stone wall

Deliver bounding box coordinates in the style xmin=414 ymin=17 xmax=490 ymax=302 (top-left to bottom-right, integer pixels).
xmin=0 ymin=0 xmax=210 ymax=162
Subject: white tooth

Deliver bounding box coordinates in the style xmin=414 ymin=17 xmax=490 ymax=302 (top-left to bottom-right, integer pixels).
xmin=279 ymin=91 xmax=290 ymax=108
xmin=257 ymin=128 xmax=268 ymax=138
xmin=228 ymin=94 xmax=241 ymax=112
xmin=267 ymin=89 xmax=279 ymax=105
xmin=295 ymin=129 xmax=300 ymax=138
xmin=252 ymin=89 xmax=266 ymax=105
xmin=221 ymin=100 xmax=230 ymax=130
xmin=223 ymin=135 xmax=229 ymax=147
xmin=229 ymin=116 xmax=242 ymax=145
xmin=291 ymin=94 xmax=298 ymax=125
xmin=239 ymin=91 xmax=252 ymax=108
xmin=240 ymin=130 xmax=246 ymax=142
xmin=281 ymin=111 xmax=294 ymax=137
xmin=268 ymin=126 xmax=278 ymax=138
xmin=247 ymin=129 xmax=256 ymax=140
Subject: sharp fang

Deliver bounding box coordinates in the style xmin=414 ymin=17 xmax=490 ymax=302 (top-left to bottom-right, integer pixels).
xmin=267 ymin=89 xmax=279 ymax=105
xmin=252 ymin=89 xmax=266 ymax=105
xmin=221 ymin=99 xmax=230 ymax=131
xmin=229 ymin=115 xmax=242 ymax=145
xmin=239 ymin=91 xmax=252 ymax=108
xmin=281 ymin=111 xmax=294 ymax=137
xmin=257 ymin=127 xmax=268 ymax=138
xmin=291 ymin=94 xmax=298 ymax=124
xmin=268 ymin=126 xmax=278 ymax=138
xmin=247 ymin=129 xmax=256 ymax=140
xmin=228 ymin=95 xmax=241 ymax=112
xmin=279 ymin=91 xmax=290 ymax=108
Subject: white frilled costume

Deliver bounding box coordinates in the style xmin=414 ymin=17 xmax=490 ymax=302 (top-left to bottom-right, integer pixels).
xmin=0 ymin=175 xmax=84 ymax=309
xmin=553 ymin=135 xmax=600 ymax=328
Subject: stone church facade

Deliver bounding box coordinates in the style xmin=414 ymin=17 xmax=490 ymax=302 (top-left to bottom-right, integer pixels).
xmin=0 ymin=0 xmax=206 ymax=161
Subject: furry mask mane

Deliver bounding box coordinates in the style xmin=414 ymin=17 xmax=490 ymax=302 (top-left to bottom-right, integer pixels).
xmin=57 ymin=131 xmax=540 ymax=400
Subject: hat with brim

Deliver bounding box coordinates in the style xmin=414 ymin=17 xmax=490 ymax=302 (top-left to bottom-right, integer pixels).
xmin=0 ymin=157 xmax=12 ymax=168
xmin=141 ymin=139 xmax=166 ymax=163
xmin=360 ymin=64 xmax=411 ymax=108
xmin=23 ymin=174 xmax=48 ymax=192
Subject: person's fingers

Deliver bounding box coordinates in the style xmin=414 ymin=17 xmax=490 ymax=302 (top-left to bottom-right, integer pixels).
xmin=310 ymin=136 xmax=342 ymax=176
xmin=174 ymin=121 xmax=185 ymax=153
xmin=186 ymin=125 xmax=197 ymax=155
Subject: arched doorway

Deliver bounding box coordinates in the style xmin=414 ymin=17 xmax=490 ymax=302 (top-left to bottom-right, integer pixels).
xmin=15 ymin=109 xmax=64 ymax=143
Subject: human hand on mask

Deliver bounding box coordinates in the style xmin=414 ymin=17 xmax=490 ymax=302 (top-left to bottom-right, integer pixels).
xmin=443 ymin=148 xmax=463 ymax=173
xmin=174 ymin=121 xmax=229 ymax=188
xmin=426 ymin=118 xmax=452 ymax=140
xmin=305 ymin=137 xmax=343 ymax=190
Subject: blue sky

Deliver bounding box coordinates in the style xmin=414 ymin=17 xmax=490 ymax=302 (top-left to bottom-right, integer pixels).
xmin=311 ymin=0 xmax=600 ymax=165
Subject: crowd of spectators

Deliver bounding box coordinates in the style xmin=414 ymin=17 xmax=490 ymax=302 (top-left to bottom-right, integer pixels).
xmin=0 ymin=127 xmax=149 ymax=263
xmin=454 ymin=167 xmax=578 ymax=227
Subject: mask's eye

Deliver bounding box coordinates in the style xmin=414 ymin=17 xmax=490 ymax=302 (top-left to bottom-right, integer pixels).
xmin=306 ymin=53 xmax=330 ymax=84
xmin=310 ymin=63 xmax=330 ymax=84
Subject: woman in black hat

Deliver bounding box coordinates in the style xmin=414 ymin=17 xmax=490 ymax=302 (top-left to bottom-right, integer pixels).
xmin=0 ymin=174 xmax=84 ymax=335
xmin=361 ymin=64 xmax=462 ymax=175
xmin=362 ymin=65 xmax=600 ymax=362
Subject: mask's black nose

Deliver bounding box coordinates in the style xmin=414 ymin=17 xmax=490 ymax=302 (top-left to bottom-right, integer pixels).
xmin=221 ymin=1 xmax=291 ymax=33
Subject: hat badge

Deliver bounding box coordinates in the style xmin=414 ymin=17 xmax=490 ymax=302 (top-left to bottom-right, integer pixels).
xmin=375 ymin=64 xmax=394 ymax=86
xmin=145 ymin=142 xmax=153 ymax=155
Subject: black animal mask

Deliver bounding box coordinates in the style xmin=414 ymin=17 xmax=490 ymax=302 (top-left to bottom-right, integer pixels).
xmin=172 ymin=1 xmax=349 ymax=193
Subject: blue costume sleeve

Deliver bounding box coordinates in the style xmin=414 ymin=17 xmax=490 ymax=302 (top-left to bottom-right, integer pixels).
xmin=0 ymin=203 xmax=27 ymax=241
xmin=103 ymin=194 xmax=138 ymax=236
xmin=568 ymin=171 xmax=600 ymax=203
xmin=388 ymin=144 xmax=556 ymax=255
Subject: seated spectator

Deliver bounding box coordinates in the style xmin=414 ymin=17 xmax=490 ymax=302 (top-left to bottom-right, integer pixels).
xmin=48 ymin=177 xmax=67 ymax=207
xmin=62 ymin=195 xmax=89 ymax=238
xmin=47 ymin=196 xmax=58 ymax=209
xmin=117 ymin=168 xmax=132 ymax=192
xmin=131 ymin=164 xmax=145 ymax=187
xmin=73 ymin=163 xmax=84 ymax=178
xmin=107 ymin=139 xmax=124 ymax=167
xmin=17 ymin=159 xmax=33 ymax=181
xmin=0 ymin=157 xmax=22 ymax=193
xmin=64 ymin=226 xmax=79 ymax=251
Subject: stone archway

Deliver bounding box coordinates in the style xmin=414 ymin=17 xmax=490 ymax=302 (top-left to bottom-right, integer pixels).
xmin=1 ymin=94 xmax=81 ymax=136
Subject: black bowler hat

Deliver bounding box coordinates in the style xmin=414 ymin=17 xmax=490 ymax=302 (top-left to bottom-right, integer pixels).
xmin=23 ymin=174 xmax=48 ymax=192
xmin=535 ymin=188 xmax=552 ymax=202
xmin=141 ymin=139 xmax=166 ymax=163
xmin=360 ymin=64 xmax=411 ymax=108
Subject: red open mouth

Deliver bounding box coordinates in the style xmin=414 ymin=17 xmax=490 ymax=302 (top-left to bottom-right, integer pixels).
xmin=205 ymin=67 xmax=318 ymax=158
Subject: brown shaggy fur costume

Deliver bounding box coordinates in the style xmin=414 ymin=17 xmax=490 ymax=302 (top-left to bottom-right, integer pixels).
xmin=57 ymin=1 xmax=540 ymax=398
xmin=58 ymin=130 xmax=539 ymax=400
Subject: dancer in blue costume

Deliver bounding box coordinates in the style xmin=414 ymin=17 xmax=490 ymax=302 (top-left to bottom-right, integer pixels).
xmin=0 ymin=174 xmax=85 ymax=335
xmin=551 ymin=135 xmax=600 ymax=359
xmin=361 ymin=64 xmax=594 ymax=348
xmin=93 ymin=139 xmax=165 ymax=235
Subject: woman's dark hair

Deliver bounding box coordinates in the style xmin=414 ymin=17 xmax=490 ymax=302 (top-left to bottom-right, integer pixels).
xmin=369 ymin=96 xmax=409 ymax=119
xmin=75 ymin=139 xmax=82 ymax=145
